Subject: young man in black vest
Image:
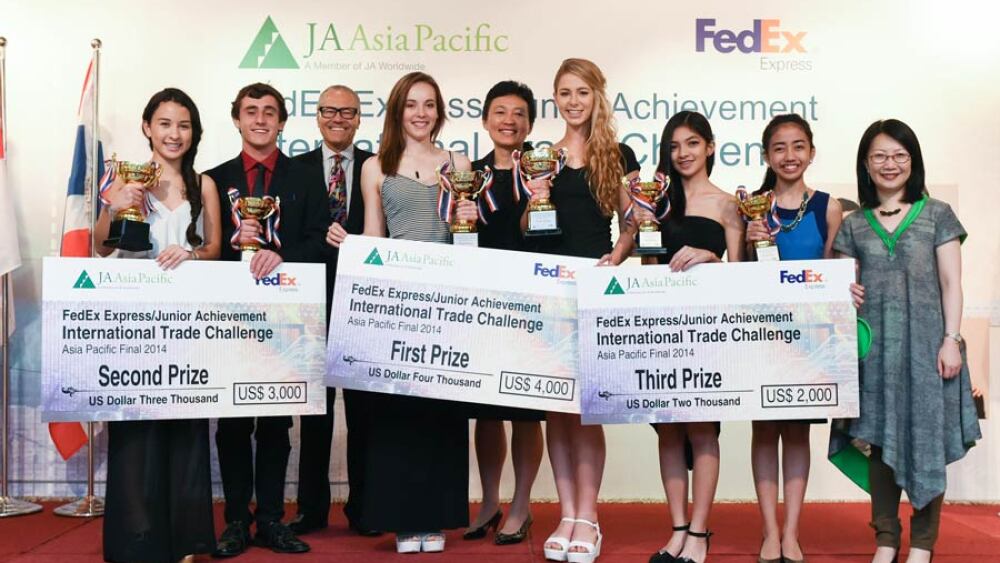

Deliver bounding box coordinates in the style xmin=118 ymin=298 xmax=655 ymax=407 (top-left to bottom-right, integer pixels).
xmin=207 ymin=82 xmax=327 ymax=557
xmin=285 ymin=84 xmax=379 ymax=537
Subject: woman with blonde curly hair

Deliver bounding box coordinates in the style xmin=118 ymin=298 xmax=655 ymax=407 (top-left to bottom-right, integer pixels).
xmin=530 ymin=58 xmax=640 ymax=563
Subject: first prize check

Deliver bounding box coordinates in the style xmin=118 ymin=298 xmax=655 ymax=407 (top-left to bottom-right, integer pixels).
xmin=42 ymin=257 xmax=326 ymax=422
xmin=577 ymin=259 xmax=860 ymax=424
xmin=328 ymin=236 xmax=591 ymax=413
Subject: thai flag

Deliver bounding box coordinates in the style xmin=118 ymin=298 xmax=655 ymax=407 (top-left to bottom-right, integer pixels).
xmin=50 ymin=58 xmax=104 ymax=461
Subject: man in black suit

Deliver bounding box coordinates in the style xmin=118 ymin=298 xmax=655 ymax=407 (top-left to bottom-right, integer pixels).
xmin=207 ymin=82 xmax=326 ymax=557
xmin=285 ymin=85 xmax=379 ymax=537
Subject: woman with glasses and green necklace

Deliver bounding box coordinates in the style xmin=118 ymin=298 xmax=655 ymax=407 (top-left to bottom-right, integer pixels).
xmin=745 ymin=114 xmax=845 ymax=563
xmin=829 ymin=119 xmax=980 ymax=563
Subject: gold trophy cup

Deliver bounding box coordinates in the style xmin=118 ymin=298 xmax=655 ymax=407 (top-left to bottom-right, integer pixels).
xmin=517 ymin=147 xmax=567 ymax=237
xmin=235 ymin=196 xmax=279 ymax=261
xmin=626 ymin=175 xmax=671 ymax=255
xmin=440 ymin=169 xmax=492 ymax=247
xmin=736 ymin=190 xmax=780 ymax=262
xmin=102 ymin=157 xmax=161 ymax=251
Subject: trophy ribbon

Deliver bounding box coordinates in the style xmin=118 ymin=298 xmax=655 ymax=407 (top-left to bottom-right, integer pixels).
xmin=623 ymin=171 xmax=671 ymax=224
xmin=436 ymin=162 xmax=455 ymax=224
xmin=735 ymin=186 xmax=781 ymax=236
xmin=263 ymin=195 xmax=282 ymax=250
xmin=476 ymin=166 xmax=497 ymax=225
xmin=227 ymin=188 xmax=282 ymax=251
xmin=511 ymin=147 xmax=568 ymax=203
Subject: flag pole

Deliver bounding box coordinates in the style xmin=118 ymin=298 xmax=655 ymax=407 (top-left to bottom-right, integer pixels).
xmin=54 ymin=39 xmax=104 ymax=518
xmin=0 ymin=37 xmax=43 ymax=518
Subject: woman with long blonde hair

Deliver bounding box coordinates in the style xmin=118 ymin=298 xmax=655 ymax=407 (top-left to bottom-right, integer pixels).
xmin=530 ymin=58 xmax=640 ymax=563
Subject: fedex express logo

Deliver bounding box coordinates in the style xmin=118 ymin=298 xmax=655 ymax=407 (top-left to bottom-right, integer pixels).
xmin=696 ymin=18 xmax=807 ymax=54
xmin=779 ymin=269 xmax=823 ymax=284
xmin=256 ymin=272 xmax=298 ymax=287
xmin=534 ymin=262 xmax=575 ymax=281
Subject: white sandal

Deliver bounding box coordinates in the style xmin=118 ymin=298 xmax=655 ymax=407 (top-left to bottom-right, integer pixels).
xmin=421 ymin=532 xmax=445 ymax=552
xmin=566 ymin=519 xmax=602 ymax=563
xmin=543 ymin=517 xmax=576 ymax=561
xmin=395 ymin=533 xmax=422 ymax=554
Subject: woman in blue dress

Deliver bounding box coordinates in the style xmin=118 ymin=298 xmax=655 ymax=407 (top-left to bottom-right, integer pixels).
xmin=745 ymin=114 xmax=843 ymax=563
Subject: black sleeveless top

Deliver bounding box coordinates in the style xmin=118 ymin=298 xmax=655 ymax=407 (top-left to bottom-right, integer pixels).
xmin=530 ymin=142 xmax=640 ymax=259
xmin=473 ymin=148 xmax=530 ymax=252
xmin=659 ymin=216 xmax=727 ymax=263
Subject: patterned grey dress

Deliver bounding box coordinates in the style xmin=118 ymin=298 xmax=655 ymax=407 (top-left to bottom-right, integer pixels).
xmin=828 ymin=197 xmax=980 ymax=509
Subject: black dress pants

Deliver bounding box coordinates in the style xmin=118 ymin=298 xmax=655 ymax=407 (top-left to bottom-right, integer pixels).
xmin=295 ymin=387 xmax=335 ymax=521
xmin=215 ymin=416 xmax=292 ymax=526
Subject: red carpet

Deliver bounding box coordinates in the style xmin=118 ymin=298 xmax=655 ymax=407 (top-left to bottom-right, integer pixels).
xmin=2 ymin=502 xmax=999 ymax=562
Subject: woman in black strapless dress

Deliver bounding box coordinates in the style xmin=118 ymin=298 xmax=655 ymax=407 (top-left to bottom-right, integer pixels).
xmin=638 ymin=111 xmax=745 ymax=563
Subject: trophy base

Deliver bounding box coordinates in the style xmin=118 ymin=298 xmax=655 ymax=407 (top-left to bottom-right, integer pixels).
xmin=755 ymin=244 xmax=781 ymax=262
xmin=527 ymin=209 xmax=558 ymax=233
xmin=452 ymin=232 xmax=479 ymax=247
xmin=635 ymin=246 xmax=669 ymax=256
xmin=241 ymin=250 xmax=257 ymax=262
xmin=53 ymin=495 xmax=104 ymax=518
xmin=523 ymin=228 xmax=563 ymax=238
xmin=104 ymin=219 xmax=152 ymax=252
xmin=0 ymin=496 xmax=43 ymax=518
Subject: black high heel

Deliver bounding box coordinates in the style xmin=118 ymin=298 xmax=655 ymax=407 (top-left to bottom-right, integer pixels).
xmin=676 ymin=529 xmax=712 ymax=563
xmin=494 ymin=514 xmax=533 ymax=545
xmin=648 ymin=523 xmax=689 ymax=563
xmin=463 ymin=509 xmax=502 ymax=540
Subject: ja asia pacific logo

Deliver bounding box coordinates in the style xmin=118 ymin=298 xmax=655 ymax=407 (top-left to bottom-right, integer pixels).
xmin=74 ymin=271 xmax=96 ymax=289
xmin=239 ymin=15 xmax=510 ymax=71
xmin=604 ymin=274 xmax=698 ymax=295
xmin=362 ymin=247 xmax=454 ymax=269
xmin=241 ymin=16 xmax=299 ymax=69
xmin=695 ymin=18 xmax=812 ymax=72
xmin=71 ymin=269 xmax=172 ymax=290
xmin=364 ymin=248 xmax=384 ymax=266
xmin=604 ymin=277 xmax=626 ymax=295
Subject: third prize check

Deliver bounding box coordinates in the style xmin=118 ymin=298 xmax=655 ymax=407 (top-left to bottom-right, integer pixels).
xmin=576 ymin=259 xmax=860 ymax=424
xmin=327 ymin=236 xmax=592 ymax=413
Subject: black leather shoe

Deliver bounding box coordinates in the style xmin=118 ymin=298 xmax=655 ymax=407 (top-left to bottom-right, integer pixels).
xmin=212 ymin=521 xmax=251 ymax=558
xmin=286 ymin=513 xmax=328 ymax=536
xmin=494 ymin=515 xmax=532 ymax=545
xmin=255 ymin=521 xmax=311 ymax=554
xmin=348 ymin=521 xmax=384 ymax=537
xmin=464 ymin=510 xmax=502 ymax=540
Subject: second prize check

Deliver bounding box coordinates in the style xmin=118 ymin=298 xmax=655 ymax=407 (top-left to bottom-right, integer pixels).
xmin=328 ymin=236 xmax=592 ymax=413
xmin=42 ymin=257 xmax=327 ymax=422
xmin=577 ymin=259 xmax=861 ymax=424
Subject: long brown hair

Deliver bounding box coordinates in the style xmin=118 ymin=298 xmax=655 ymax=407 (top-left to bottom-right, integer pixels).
xmin=379 ymin=72 xmax=446 ymax=175
xmin=554 ymin=58 xmax=623 ymax=216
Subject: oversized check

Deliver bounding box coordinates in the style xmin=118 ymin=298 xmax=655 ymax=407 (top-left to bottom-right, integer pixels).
xmin=577 ymin=259 xmax=860 ymax=424
xmin=42 ymin=257 xmax=326 ymax=421
xmin=327 ymin=236 xmax=592 ymax=413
